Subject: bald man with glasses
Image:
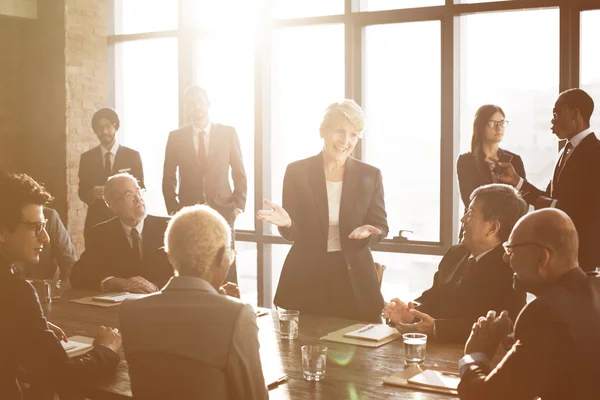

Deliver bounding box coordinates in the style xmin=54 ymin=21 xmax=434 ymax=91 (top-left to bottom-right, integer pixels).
xmin=70 ymin=173 xmax=174 ymax=293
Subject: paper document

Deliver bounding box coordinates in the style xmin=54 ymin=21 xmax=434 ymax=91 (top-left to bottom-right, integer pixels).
xmin=92 ymin=292 xmax=150 ymax=303
xmin=61 ymin=336 xmax=94 ymax=358
xmin=343 ymin=324 xmax=398 ymax=342
xmin=407 ymin=370 xmax=460 ymax=390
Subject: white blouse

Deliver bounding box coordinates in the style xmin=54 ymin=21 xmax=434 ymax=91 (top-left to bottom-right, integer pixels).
xmin=326 ymin=180 xmax=343 ymax=252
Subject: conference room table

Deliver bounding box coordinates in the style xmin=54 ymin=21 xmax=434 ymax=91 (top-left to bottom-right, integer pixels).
xmin=44 ymin=288 xmax=465 ymax=399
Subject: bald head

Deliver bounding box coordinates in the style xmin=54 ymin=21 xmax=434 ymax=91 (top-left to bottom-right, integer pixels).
xmin=513 ymin=208 xmax=578 ymax=270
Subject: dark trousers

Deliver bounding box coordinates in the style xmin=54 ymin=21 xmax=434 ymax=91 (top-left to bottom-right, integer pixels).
xmin=320 ymin=251 xmax=359 ymax=321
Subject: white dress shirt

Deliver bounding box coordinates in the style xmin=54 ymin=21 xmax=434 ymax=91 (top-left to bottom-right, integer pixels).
xmin=100 ymin=141 xmax=119 ymax=170
xmin=326 ymin=180 xmax=343 ymax=252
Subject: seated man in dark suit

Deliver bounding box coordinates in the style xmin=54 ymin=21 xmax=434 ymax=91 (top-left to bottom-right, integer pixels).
xmin=0 ymin=172 xmax=121 ymax=400
xmin=458 ymin=208 xmax=600 ymax=400
xmin=383 ymin=184 xmax=528 ymax=343
xmin=120 ymin=205 xmax=268 ymax=400
xmin=21 ymin=206 xmax=77 ymax=281
xmin=70 ymin=173 xmax=173 ymax=293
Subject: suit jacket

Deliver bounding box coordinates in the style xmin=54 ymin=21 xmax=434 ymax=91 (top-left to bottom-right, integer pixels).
xmin=69 ymin=215 xmax=173 ymax=291
xmin=458 ymin=268 xmax=600 ymax=400
xmin=22 ymin=207 xmax=77 ymax=280
xmin=457 ymin=149 xmax=525 ymax=209
xmin=78 ymin=144 xmax=144 ymax=233
xmin=415 ymin=244 xmax=526 ymax=343
xmin=520 ymin=133 xmax=600 ymax=271
xmin=120 ymin=276 xmax=268 ymax=400
xmin=162 ymin=123 xmax=247 ymax=222
xmin=274 ymin=153 xmax=389 ymax=322
xmin=0 ymin=261 xmax=119 ymax=400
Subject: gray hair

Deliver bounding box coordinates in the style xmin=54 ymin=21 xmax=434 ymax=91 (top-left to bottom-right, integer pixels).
xmin=164 ymin=205 xmax=231 ymax=278
xmin=104 ymin=172 xmax=138 ymax=205
xmin=470 ymin=183 xmax=528 ymax=241
xmin=320 ymin=99 xmax=365 ymax=138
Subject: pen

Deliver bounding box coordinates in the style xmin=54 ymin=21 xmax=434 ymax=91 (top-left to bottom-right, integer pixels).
xmin=267 ymin=375 xmax=288 ymax=389
xmin=357 ymin=324 xmax=375 ymax=333
xmin=102 ymin=292 xmax=128 ymax=297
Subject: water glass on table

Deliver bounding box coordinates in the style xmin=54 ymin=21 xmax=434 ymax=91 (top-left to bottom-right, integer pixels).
xmin=278 ymin=310 xmax=299 ymax=339
xmin=302 ymin=345 xmax=327 ymax=381
xmin=403 ymin=333 xmax=427 ymax=366
xmin=27 ymin=279 xmax=61 ymax=304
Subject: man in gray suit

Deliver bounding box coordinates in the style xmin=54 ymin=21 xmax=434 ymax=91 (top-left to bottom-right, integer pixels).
xmin=119 ymin=205 xmax=267 ymax=400
xmin=162 ymin=85 xmax=247 ymax=284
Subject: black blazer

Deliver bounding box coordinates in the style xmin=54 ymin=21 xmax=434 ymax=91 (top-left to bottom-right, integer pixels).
xmin=520 ymin=133 xmax=600 ymax=271
xmin=162 ymin=123 xmax=247 ymax=222
xmin=78 ymin=145 xmax=144 ymax=233
xmin=70 ymin=215 xmax=173 ymax=291
xmin=457 ymin=148 xmax=525 ymax=208
xmin=0 ymin=263 xmax=118 ymax=399
xmin=415 ymin=244 xmax=525 ymax=343
xmin=274 ymin=154 xmax=389 ymax=322
xmin=458 ymin=268 xmax=600 ymax=400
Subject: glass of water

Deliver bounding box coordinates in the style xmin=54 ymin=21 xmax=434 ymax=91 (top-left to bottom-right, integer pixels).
xmin=278 ymin=310 xmax=299 ymax=339
xmin=302 ymin=345 xmax=327 ymax=381
xmin=403 ymin=333 xmax=427 ymax=365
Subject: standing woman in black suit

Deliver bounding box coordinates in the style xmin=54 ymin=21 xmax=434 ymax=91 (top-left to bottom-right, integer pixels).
xmin=257 ymin=100 xmax=388 ymax=322
xmin=457 ymin=104 xmax=526 ymax=209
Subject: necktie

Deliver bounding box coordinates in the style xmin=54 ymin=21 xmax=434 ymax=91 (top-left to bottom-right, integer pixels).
xmin=131 ymin=228 xmax=142 ymax=264
xmin=104 ymin=152 xmax=112 ymax=178
xmin=462 ymin=257 xmax=477 ymax=279
xmin=556 ymin=141 xmax=573 ymax=176
xmin=197 ymin=130 xmax=207 ymax=172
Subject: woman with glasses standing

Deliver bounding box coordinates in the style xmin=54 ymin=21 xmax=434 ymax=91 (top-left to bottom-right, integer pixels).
xmin=457 ymin=105 xmax=526 ymax=211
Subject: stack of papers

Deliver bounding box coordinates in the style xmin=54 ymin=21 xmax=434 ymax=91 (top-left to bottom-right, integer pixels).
xmin=408 ymin=370 xmax=460 ymax=390
xmin=91 ymin=292 xmax=150 ymax=303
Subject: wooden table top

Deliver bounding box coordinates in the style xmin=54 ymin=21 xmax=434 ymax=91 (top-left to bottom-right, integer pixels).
xmin=45 ymin=289 xmax=463 ymax=400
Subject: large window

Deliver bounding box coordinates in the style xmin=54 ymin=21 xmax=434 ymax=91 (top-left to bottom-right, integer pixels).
xmin=581 ymin=10 xmax=600 ymax=130
xmin=364 ymin=21 xmax=441 ymax=242
xmin=114 ymin=38 xmax=179 ymax=217
xmin=269 ymin=24 xmax=345 ymax=234
xmin=113 ymin=0 xmax=177 ymax=35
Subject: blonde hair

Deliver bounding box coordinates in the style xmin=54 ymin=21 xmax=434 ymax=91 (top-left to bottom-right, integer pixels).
xmin=164 ymin=205 xmax=231 ymax=278
xmin=320 ymin=99 xmax=365 ymax=138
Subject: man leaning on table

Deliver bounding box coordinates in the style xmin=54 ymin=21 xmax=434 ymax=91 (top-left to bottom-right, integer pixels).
xmin=383 ymin=184 xmax=527 ymax=343
xmin=70 ymin=172 xmax=174 ymax=293
xmin=458 ymin=208 xmax=600 ymax=399
xmin=120 ymin=205 xmax=267 ymax=400
xmin=0 ymin=171 xmax=121 ymax=400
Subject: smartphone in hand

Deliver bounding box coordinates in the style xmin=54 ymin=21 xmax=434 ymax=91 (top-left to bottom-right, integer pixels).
xmin=493 ymin=153 xmax=513 ymax=175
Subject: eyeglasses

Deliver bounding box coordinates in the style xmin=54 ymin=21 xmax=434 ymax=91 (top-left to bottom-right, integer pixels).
xmin=19 ymin=219 xmax=48 ymax=238
xmin=116 ymin=188 xmax=146 ymax=203
xmin=487 ymin=120 xmax=509 ymax=129
xmin=502 ymin=241 xmax=550 ymax=257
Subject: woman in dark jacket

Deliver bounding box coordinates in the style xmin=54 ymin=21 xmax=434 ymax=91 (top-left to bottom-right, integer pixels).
xmin=457 ymin=104 xmax=526 ymax=209
xmin=257 ymin=100 xmax=388 ymax=322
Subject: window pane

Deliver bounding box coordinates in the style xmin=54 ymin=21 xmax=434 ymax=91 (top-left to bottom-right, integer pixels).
xmin=114 ymin=38 xmax=179 ymax=217
xmin=269 ymin=24 xmax=345 ymax=235
xmin=360 ymin=0 xmax=443 ymax=12
xmin=364 ymin=21 xmax=441 ymax=242
xmin=458 ymin=9 xmax=559 ymax=226
xmin=184 ymin=0 xmax=256 ymax=31
xmin=113 ymin=0 xmax=177 ymax=35
xmin=237 ymin=241 xmax=258 ymax=307
xmin=581 ymin=10 xmax=600 ymax=130
xmin=193 ymin=34 xmax=255 ymax=231
xmin=374 ymin=252 xmax=441 ymax=302
xmin=274 ymin=0 xmax=343 ymax=19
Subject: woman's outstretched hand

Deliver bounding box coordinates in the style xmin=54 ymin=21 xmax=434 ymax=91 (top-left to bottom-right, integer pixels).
xmin=257 ymin=199 xmax=292 ymax=228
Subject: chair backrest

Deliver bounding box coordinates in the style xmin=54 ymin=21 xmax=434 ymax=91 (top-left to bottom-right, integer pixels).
xmin=128 ymin=351 xmax=228 ymax=400
xmin=374 ymin=262 xmax=386 ymax=287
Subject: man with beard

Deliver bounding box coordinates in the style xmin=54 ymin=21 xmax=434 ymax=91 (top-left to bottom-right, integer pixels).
xmin=70 ymin=173 xmax=172 ymax=293
xmin=458 ymin=208 xmax=600 ymax=400
xmin=383 ymin=184 xmax=527 ymax=343
xmin=497 ymin=88 xmax=600 ymax=271
xmin=78 ymin=108 xmax=144 ymax=244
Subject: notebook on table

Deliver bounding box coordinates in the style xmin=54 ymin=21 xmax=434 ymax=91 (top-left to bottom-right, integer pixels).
xmin=320 ymin=323 xmax=401 ymax=348
xmin=408 ymin=370 xmax=460 ymax=390
xmin=61 ymin=336 xmax=94 ymax=358
xmin=343 ymin=324 xmax=398 ymax=342
xmin=384 ymin=365 xmax=460 ymax=396
xmin=91 ymin=292 xmax=150 ymax=303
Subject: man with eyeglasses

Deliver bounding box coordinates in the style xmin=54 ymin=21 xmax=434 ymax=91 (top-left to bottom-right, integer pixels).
xmin=497 ymin=88 xmax=600 ymax=272
xmin=79 ymin=107 xmax=145 ymax=244
xmin=119 ymin=205 xmax=267 ymax=400
xmin=458 ymin=208 xmax=600 ymax=400
xmin=383 ymin=184 xmax=527 ymax=343
xmin=0 ymin=172 xmax=122 ymax=399
xmin=70 ymin=173 xmax=173 ymax=293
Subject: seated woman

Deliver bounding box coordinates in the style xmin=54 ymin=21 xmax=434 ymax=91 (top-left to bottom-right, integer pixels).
xmin=120 ymin=205 xmax=268 ymax=400
xmin=457 ymin=105 xmax=526 ymax=211
xmin=258 ymin=100 xmax=388 ymax=322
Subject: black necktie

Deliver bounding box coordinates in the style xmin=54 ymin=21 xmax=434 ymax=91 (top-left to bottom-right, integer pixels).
xmin=104 ymin=152 xmax=112 ymax=178
xmin=556 ymin=141 xmax=573 ymax=174
xmin=131 ymin=228 xmax=142 ymax=264
xmin=462 ymin=257 xmax=477 ymax=280
xmin=197 ymin=130 xmax=207 ymax=172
